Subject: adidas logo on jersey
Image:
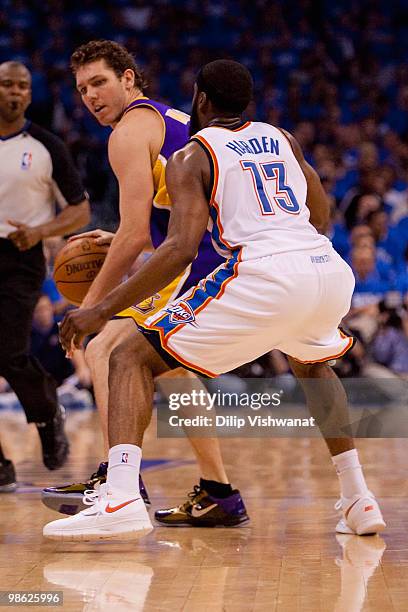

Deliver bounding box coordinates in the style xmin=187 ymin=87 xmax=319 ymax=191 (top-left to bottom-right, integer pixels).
xmin=167 ymin=301 xmax=196 ymax=325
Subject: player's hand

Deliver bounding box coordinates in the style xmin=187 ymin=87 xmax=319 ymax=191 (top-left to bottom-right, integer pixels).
xmin=68 ymin=229 xmax=115 ymax=246
xmin=7 ymin=220 xmax=43 ymax=250
xmin=59 ymin=306 xmax=107 ymax=352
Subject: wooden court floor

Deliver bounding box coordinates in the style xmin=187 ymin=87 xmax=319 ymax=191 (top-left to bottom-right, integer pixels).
xmin=0 ymin=408 xmax=407 ymax=611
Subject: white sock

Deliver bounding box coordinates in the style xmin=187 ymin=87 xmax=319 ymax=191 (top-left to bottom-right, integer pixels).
xmin=332 ymin=448 xmax=369 ymax=499
xmin=107 ymin=444 xmax=141 ymax=497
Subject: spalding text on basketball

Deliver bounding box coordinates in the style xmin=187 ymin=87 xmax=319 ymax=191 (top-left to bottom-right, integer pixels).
xmin=64 ymin=258 xmax=105 ymax=277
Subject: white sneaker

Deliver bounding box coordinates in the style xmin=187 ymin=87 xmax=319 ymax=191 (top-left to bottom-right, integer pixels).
xmin=43 ymin=484 xmax=153 ymax=542
xmin=335 ymin=491 xmax=386 ymax=535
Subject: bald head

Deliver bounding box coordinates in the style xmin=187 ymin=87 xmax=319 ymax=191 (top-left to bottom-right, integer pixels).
xmin=0 ymin=61 xmax=31 ymax=79
xmin=0 ymin=61 xmax=31 ymax=127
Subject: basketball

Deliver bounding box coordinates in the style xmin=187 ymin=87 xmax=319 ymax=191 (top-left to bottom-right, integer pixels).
xmin=53 ymin=238 xmax=109 ymax=305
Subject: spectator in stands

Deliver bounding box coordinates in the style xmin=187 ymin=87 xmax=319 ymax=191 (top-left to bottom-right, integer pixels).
xmin=371 ymin=302 xmax=408 ymax=376
xmin=351 ymin=245 xmax=393 ymax=298
xmin=350 ymin=225 xmax=375 ymax=250
xmin=366 ymin=209 xmax=404 ymax=267
xmin=347 ymin=245 xmax=394 ymax=342
xmin=344 ymin=192 xmax=382 ymax=230
xmin=395 ymin=245 xmax=408 ymax=301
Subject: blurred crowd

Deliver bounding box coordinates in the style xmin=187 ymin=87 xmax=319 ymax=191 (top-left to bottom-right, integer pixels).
xmin=1 ymin=0 xmax=408 ymax=393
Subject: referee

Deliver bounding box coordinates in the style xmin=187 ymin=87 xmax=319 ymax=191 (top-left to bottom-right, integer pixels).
xmin=0 ymin=61 xmax=90 ymax=490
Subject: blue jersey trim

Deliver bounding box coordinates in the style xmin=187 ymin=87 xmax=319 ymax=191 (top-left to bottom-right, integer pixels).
xmin=152 ymin=250 xmax=240 ymax=338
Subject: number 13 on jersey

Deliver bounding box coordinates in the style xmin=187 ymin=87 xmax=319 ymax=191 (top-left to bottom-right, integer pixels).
xmin=241 ymin=160 xmax=300 ymax=215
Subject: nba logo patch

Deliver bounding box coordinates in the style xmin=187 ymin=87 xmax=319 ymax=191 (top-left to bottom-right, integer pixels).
xmin=121 ymin=452 xmax=129 ymax=463
xmin=21 ymin=152 xmax=32 ymax=170
xmin=167 ymin=300 xmax=196 ymax=325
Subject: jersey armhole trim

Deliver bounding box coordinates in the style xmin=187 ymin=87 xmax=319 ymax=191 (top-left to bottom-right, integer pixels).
xmin=275 ymin=126 xmax=295 ymax=154
xmin=275 ymin=126 xmax=307 ymax=183
xmin=190 ymin=135 xmax=219 ymax=205
xmin=124 ymin=101 xmax=166 ymax=163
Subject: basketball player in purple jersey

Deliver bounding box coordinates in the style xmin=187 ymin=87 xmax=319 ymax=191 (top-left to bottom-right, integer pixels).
xmin=42 ymin=41 xmax=249 ymax=529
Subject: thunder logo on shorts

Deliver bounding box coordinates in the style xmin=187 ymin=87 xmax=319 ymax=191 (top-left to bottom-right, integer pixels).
xmin=166 ymin=301 xmax=197 ymax=326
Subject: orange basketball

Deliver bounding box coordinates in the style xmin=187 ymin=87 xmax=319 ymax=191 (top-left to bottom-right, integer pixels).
xmin=53 ymin=238 xmax=109 ymax=305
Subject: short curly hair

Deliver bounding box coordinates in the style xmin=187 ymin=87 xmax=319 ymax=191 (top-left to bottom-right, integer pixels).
xmin=70 ymin=40 xmax=147 ymax=91
xmin=196 ymin=60 xmax=253 ymax=114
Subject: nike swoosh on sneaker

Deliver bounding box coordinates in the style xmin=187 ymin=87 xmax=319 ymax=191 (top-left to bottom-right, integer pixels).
xmin=191 ymin=503 xmax=218 ymax=518
xmin=105 ymin=498 xmax=139 ymax=513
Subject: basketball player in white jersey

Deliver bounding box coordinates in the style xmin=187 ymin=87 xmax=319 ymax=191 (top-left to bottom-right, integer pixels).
xmin=47 ymin=59 xmax=385 ymax=541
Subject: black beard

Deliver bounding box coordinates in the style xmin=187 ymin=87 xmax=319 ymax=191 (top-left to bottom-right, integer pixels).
xmin=189 ymin=102 xmax=201 ymax=136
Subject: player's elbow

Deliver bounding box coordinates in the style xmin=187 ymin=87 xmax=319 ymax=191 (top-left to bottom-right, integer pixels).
xmin=167 ymin=238 xmax=197 ymax=268
xmin=180 ymin=238 xmax=199 ymax=264
xmin=305 ymin=169 xmax=330 ymax=234
xmin=310 ymin=210 xmax=330 ymax=234
xmin=183 ymin=248 xmax=198 ymax=266
xmin=307 ymin=196 xmax=330 ymax=234
xmin=115 ymin=224 xmax=151 ymax=251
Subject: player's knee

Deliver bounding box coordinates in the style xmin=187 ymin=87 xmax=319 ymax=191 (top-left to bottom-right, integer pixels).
xmin=109 ymin=335 xmax=145 ymax=373
xmin=85 ymin=320 xmax=136 ymax=369
xmin=84 ymin=335 xmax=106 ymax=369
xmin=288 ymin=358 xmax=329 ymax=379
xmin=306 ymin=362 xmax=332 ymax=378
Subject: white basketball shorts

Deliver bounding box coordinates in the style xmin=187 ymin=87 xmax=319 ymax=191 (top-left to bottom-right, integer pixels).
xmin=140 ymin=244 xmax=356 ymax=378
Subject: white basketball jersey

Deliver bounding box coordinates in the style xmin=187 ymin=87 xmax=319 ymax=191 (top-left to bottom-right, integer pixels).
xmin=193 ymin=121 xmax=329 ymax=260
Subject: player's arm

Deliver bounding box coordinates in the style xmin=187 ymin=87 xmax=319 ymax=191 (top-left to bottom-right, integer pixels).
xmin=280 ymin=128 xmax=330 ymax=233
xmin=8 ymin=200 xmax=90 ymax=251
xmin=98 ymin=142 xmax=211 ymax=313
xmin=8 ymin=130 xmax=90 ymax=250
xmin=59 ymin=141 xmax=211 ymax=349
xmin=36 ymin=200 xmax=90 ymax=237
xmin=81 ymin=109 xmax=162 ymax=308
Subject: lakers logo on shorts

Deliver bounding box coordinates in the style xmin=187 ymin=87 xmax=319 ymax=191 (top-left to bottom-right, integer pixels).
xmin=133 ymin=294 xmax=161 ymax=314
xmin=167 ymin=300 xmax=197 ymax=326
